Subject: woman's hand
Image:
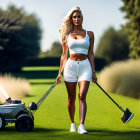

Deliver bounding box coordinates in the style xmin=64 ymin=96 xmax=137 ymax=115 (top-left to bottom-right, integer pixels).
xmin=92 ymin=73 xmax=97 ymax=83
xmin=56 ymin=73 xmax=62 ymax=84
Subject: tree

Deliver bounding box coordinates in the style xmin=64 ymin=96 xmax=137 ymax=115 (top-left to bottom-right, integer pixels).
xmin=0 ymin=5 xmax=42 ymax=72
xmin=121 ymin=0 xmax=140 ymax=59
xmin=95 ymin=27 xmax=129 ymax=64
xmin=40 ymin=41 xmax=62 ymax=57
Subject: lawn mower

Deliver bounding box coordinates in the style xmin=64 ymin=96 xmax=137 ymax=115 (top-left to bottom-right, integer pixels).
xmin=0 ymin=82 xmax=57 ymax=132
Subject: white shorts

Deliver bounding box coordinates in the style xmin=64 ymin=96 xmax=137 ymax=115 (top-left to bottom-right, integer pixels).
xmin=63 ymin=58 xmax=92 ymax=82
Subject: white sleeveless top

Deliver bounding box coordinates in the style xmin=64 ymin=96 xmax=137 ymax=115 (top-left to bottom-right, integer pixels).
xmin=67 ymin=31 xmax=90 ymax=55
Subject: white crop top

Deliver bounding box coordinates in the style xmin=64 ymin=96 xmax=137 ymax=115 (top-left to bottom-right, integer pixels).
xmin=67 ymin=31 xmax=90 ymax=55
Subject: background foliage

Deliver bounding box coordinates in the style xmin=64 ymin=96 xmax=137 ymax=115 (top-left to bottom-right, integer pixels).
xmin=0 ymin=5 xmax=42 ymax=72
xmin=121 ymin=0 xmax=140 ymax=59
xmin=95 ymin=27 xmax=129 ymax=64
xmin=39 ymin=41 xmax=62 ymax=57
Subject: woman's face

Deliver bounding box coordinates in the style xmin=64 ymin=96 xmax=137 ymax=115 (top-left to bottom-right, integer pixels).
xmin=71 ymin=11 xmax=83 ymax=26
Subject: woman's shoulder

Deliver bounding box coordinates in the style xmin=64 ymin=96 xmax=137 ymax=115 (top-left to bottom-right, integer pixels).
xmin=87 ymin=30 xmax=94 ymax=39
xmin=87 ymin=30 xmax=94 ymax=35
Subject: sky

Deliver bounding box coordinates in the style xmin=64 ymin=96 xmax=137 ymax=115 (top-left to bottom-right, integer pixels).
xmin=0 ymin=0 xmax=126 ymax=52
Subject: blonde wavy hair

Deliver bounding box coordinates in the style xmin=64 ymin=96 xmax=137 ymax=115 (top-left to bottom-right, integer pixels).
xmin=59 ymin=7 xmax=83 ymax=45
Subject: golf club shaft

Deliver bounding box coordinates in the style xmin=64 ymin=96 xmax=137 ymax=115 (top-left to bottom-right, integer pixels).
xmin=37 ymin=82 xmax=57 ymax=108
xmin=96 ymin=82 xmax=124 ymax=112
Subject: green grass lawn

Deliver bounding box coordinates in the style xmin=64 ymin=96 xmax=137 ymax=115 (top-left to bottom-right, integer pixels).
xmin=0 ymin=66 xmax=140 ymax=140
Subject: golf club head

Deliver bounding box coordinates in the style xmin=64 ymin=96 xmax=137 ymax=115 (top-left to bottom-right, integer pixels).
xmin=28 ymin=102 xmax=38 ymax=110
xmin=121 ymin=108 xmax=134 ymax=124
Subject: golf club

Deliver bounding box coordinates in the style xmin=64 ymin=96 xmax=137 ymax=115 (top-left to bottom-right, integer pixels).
xmin=96 ymin=82 xmax=134 ymax=124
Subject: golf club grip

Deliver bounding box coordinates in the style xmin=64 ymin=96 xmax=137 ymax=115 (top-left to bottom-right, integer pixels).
xmin=37 ymin=82 xmax=57 ymax=108
xmin=96 ymin=82 xmax=120 ymax=109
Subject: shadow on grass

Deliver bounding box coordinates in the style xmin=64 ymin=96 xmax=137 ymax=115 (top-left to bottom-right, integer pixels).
xmin=29 ymin=82 xmax=55 ymax=85
xmin=88 ymin=128 xmax=140 ymax=137
xmin=26 ymin=94 xmax=36 ymax=98
xmin=34 ymin=127 xmax=67 ymax=133
xmin=2 ymin=126 xmax=67 ymax=133
xmin=1 ymin=127 xmax=140 ymax=140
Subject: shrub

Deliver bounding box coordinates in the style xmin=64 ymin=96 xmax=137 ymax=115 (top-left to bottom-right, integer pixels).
xmin=98 ymin=59 xmax=140 ymax=99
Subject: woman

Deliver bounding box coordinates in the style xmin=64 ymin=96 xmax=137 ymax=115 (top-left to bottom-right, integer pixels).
xmin=56 ymin=7 xmax=97 ymax=134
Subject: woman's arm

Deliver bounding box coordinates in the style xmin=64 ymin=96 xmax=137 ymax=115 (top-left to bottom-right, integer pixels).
xmin=87 ymin=31 xmax=97 ymax=83
xmin=56 ymin=36 xmax=68 ymax=84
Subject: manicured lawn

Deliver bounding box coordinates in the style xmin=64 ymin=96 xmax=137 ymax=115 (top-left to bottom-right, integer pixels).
xmin=0 ymin=66 xmax=140 ymax=140
xmin=22 ymin=66 xmax=60 ymax=71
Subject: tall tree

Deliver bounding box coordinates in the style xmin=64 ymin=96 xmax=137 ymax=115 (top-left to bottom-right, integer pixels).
xmin=95 ymin=27 xmax=129 ymax=64
xmin=121 ymin=0 xmax=140 ymax=59
xmin=0 ymin=5 xmax=42 ymax=72
xmin=40 ymin=41 xmax=62 ymax=57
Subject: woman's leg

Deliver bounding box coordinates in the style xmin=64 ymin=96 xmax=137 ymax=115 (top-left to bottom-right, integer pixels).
xmin=65 ymin=81 xmax=77 ymax=123
xmin=78 ymin=80 xmax=90 ymax=124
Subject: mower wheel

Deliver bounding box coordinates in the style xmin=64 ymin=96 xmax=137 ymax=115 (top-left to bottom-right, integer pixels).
xmin=0 ymin=113 xmax=5 ymax=131
xmin=15 ymin=114 xmax=34 ymax=132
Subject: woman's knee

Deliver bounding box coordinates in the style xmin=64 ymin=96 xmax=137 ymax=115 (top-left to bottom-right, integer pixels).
xmin=78 ymin=93 xmax=86 ymax=102
xmin=68 ymin=95 xmax=76 ymax=104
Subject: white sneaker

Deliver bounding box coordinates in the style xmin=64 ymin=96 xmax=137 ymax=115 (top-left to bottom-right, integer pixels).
xmin=78 ymin=124 xmax=88 ymax=134
xmin=70 ymin=123 xmax=76 ymax=132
